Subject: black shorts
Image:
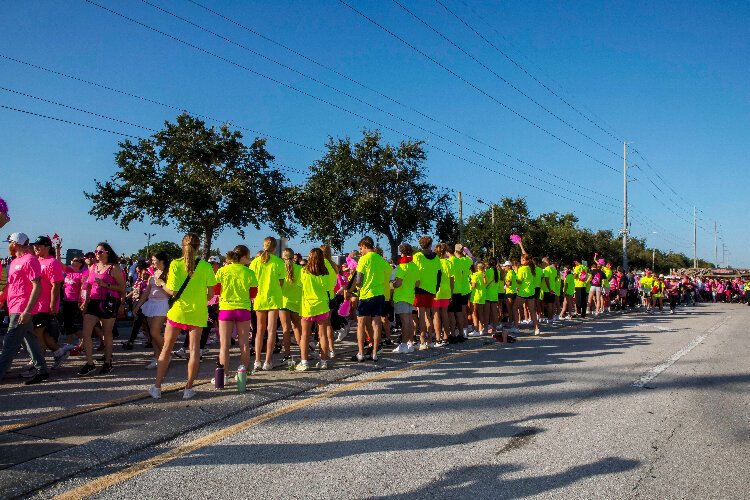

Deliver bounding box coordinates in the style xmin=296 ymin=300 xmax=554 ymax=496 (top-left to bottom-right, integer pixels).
xmin=543 ymin=293 xmax=556 ymax=304
xmin=62 ymin=300 xmax=83 ymax=335
xmin=461 ymin=293 xmax=470 ymax=305
xmin=506 ymin=293 xmax=517 ymax=300
xmin=498 ymin=293 xmax=506 ymax=302
xmin=448 ymin=293 xmax=463 ymax=313
xmin=357 ymin=295 xmax=385 ymax=317
xmin=381 ymin=300 xmax=394 ymax=319
xmin=32 ymin=312 xmax=62 ymax=339
xmin=534 ymin=287 xmax=541 ymax=299
xmin=86 ymin=298 xmax=121 ymax=320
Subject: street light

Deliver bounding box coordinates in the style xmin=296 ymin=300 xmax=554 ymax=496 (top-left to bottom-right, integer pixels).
xmin=651 ymin=232 xmax=657 ymax=270
xmin=476 ymin=199 xmax=496 ymax=257
xmin=144 ymin=232 xmax=156 ymax=258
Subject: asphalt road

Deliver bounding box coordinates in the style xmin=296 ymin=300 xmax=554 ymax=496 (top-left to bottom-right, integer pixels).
xmin=29 ymin=303 xmax=750 ymax=498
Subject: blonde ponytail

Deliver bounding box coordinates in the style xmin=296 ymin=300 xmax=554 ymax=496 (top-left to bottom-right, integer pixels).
xmin=261 ymin=236 xmax=276 ymax=264
xmin=181 ymin=233 xmax=200 ymax=276
xmin=282 ymin=248 xmax=295 ymax=283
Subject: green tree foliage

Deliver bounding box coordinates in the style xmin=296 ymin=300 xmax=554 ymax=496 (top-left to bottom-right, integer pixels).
xmin=132 ymin=240 xmax=181 ymax=260
xmin=85 ymin=113 xmax=295 ymax=257
xmin=295 ymin=130 xmax=451 ymax=260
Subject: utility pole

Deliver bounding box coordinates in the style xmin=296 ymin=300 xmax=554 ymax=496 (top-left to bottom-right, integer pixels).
xmin=714 ymin=222 xmax=717 ymax=269
xmin=693 ymin=206 xmax=698 ymax=269
xmin=652 ymin=248 xmax=656 ymax=271
xmin=622 ymin=142 xmax=628 ymax=272
xmin=144 ymin=232 xmax=156 ymax=258
xmin=457 ymin=191 xmax=464 ymax=244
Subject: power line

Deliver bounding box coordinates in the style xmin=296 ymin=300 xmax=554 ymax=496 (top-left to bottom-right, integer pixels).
xmin=391 ymin=0 xmax=621 ymax=160
xmin=140 ymin=0 xmax=621 ymax=207
xmin=0 ymin=103 xmax=140 ymax=138
xmin=337 ymin=0 xmax=618 ymax=174
xmin=437 ymin=0 xmax=622 ymax=143
xmin=79 ymin=0 xmax=620 ymax=210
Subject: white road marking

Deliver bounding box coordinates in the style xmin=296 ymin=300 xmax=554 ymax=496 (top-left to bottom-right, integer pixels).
xmin=632 ymin=316 xmax=730 ymax=388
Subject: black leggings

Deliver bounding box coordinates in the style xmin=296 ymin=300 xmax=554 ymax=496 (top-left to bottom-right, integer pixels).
xmin=128 ymin=310 xmax=150 ymax=343
xmin=575 ymin=287 xmax=588 ymax=318
xmin=669 ymin=295 xmax=678 ymax=311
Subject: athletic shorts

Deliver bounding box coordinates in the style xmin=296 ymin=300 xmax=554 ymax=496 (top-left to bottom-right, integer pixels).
xmin=381 ymin=300 xmax=394 ymax=319
xmin=433 ymin=298 xmax=450 ymax=308
xmin=461 ymin=293 xmax=470 ymax=305
xmin=590 ymin=286 xmax=603 ymax=294
xmin=167 ymin=318 xmax=200 ymax=331
xmin=643 ymin=291 xmax=652 ymax=298
xmin=218 ymin=309 xmax=252 ymax=322
xmin=448 ymin=293 xmax=463 ymax=312
xmin=357 ymin=295 xmax=385 ymax=317
xmin=505 ymin=293 xmax=517 ymax=300
xmin=85 ymin=298 xmax=121 ymax=320
xmin=413 ymin=293 xmax=435 ymax=308
xmin=394 ymin=301 xmax=413 ymax=315
xmin=302 ymin=312 xmax=330 ymax=323
xmin=543 ymin=293 xmax=555 ymax=304
xmin=32 ymin=312 xmax=61 ymax=340
xmin=534 ymin=287 xmax=541 ymax=299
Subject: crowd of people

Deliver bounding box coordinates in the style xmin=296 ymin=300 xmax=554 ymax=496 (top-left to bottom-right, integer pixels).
xmin=0 ymin=230 xmax=744 ymax=397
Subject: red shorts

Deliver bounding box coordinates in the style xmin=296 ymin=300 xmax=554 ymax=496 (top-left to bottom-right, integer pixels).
xmin=167 ymin=318 xmax=200 ymax=331
xmin=432 ymin=298 xmax=450 ymax=308
xmin=413 ymin=294 xmax=435 ymax=308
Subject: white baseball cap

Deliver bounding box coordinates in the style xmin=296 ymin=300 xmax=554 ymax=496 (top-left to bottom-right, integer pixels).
xmin=208 ymin=256 xmax=221 ymax=264
xmin=502 ymin=260 xmax=512 ymax=266
xmin=3 ymin=232 xmax=29 ymax=245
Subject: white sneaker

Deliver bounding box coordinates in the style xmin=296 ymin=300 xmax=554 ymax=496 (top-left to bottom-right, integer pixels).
xmin=183 ymin=387 xmax=196 ymax=399
xmin=419 ymin=343 xmax=429 ymax=351
xmin=392 ymin=343 xmax=409 ymax=354
xmin=145 ymin=359 xmax=158 ymax=370
xmin=295 ymin=362 xmax=309 ymax=372
xmin=406 ymin=342 xmax=415 ymax=353
xmin=328 ymin=350 xmax=335 ymax=359
xmin=316 ymin=360 xmax=328 ymax=370
xmin=468 ymin=330 xmax=482 ymax=337
xmin=262 ymin=362 xmax=273 ymax=371
xmin=534 ymin=329 xmax=541 ymax=336
xmin=172 ymin=347 xmax=187 ymax=359
xmin=252 ymin=361 xmax=262 ymax=373
xmin=148 ymin=386 xmax=162 ymax=399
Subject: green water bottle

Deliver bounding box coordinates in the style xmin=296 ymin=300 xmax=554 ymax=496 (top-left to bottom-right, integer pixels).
xmin=236 ymin=364 xmax=247 ymax=393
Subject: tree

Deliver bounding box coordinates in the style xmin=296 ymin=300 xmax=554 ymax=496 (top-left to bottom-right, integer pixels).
xmin=294 ymin=129 xmax=451 ymax=261
xmin=132 ymin=240 xmax=181 ymax=260
xmin=86 ymin=113 xmax=295 ymax=257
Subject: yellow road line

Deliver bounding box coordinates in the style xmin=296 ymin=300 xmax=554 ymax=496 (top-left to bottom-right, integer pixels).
xmin=52 ymin=345 xmax=494 ymax=500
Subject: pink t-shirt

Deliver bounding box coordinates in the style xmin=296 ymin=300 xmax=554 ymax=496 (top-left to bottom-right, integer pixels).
xmin=33 ymin=256 xmax=64 ymax=314
xmin=87 ymin=264 xmax=122 ymax=300
xmin=6 ymin=253 xmax=42 ymax=314
xmin=63 ymin=270 xmax=85 ymax=302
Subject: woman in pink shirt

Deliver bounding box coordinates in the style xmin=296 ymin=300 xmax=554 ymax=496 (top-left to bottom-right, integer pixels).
xmin=78 ymin=242 xmax=126 ymax=376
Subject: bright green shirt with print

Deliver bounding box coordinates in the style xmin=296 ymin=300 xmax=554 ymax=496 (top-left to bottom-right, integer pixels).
xmin=435 ymin=258 xmax=453 ymax=300
xmin=393 ymin=261 xmax=419 ymax=304
xmin=413 ymin=251 xmax=441 ymax=295
xmin=281 ymin=263 xmax=303 ymax=313
xmin=602 ymin=266 xmax=613 ymax=287
xmin=515 ymin=265 xmax=536 ymax=298
xmin=564 ymin=273 xmax=575 ymax=295
xmin=448 ymin=256 xmax=464 ymax=294
xmin=250 ymin=254 xmax=286 ymax=310
xmin=573 ymin=264 xmax=589 ymax=288
xmin=166 ymin=258 xmax=217 ymax=327
xmin=215 ymin=263 xmax=256 ymax=311
xmin=542 ymin=265 xmax=558 ymax=294
xmin=504 ymin=268 xmax=517 ymax=294
xmin=485 ymin=267 xmax=500 ymax=302
xmin=356 ymin=251 xmax=387 ymax=300
xmin=470 ymin=271 xmax=486 ymax=304
xmin=459 ymin=256 xmax=473 ymax=294
xmin=300 ymin=268 xmax=331 ymax=317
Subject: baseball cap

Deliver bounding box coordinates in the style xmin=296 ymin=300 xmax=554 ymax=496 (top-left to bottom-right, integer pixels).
xmin=4 ymin=232 xmax=29 ymax=245
xmin=502 ymin=260 xmax=512 ymax=266
xmin=208 ymin=256 xmax=221 ymax=264
xmin=31 ymin=235 xmax=53 ymax=247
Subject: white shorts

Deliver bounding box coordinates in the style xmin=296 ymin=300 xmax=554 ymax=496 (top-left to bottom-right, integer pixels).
xmin=141 ymin=299 xmax=169 ymax=318
xmin=394 ymin=301 xmax=414 ymax=315
xmin=589 ymin=286 xmax=602 ymax=295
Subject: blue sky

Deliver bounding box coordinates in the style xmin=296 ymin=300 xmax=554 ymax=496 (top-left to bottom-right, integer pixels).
xmin=1 ymin=0 xmax=747 ymax=265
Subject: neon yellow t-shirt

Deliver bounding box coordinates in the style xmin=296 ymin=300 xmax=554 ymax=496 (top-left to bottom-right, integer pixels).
xmin=392 ymin=261 xmax=419 ymax=304
xmin=413 ymin=251 xmax=442 ymax=295
xmin=532 ymin=267 xmax=542 ymax=290
xmin=383 ymin=262 xmax=393 ymax=301
xmin=640 ymin=275 xmax=654 ymax=292
xmin=564 ymin=274 xmax=575 ymax=295
xmin=215 ymin=263 xmax=256 ymax=311
xmin=459 ymin=256 xmax=473 ymax=294
xmin=485 ymin=267 xmax=499 ymax=302
xmin=166 ymin=258 xmax=217 ymax=327
xmin=516 ymin=265 xmax=536 ymax=298
xmin=356 ymin=251 xmax=387 ymax=300
xmin=602 ymin=266 xmax=612 ymax=287
xmin=573 ymin=264 xmax=589 ymax=288
xmin=250 ymin=254 xmax=286 ymax=310
xmin=470 ymin=271 xmax=486 ymax=304
xmin=436 ymin=258 xmax=453 ymax=300
xmin=504 ymin=268 xmax=517 ymax=294
xmin=323 ymin=259 xmax=337 ymax=294
xmin=281 ymin=263 xmax=303 ymax=313
xmin=448 ymin=256 xmax=464 ymax=294
xmin=300 ymin=268 xmax=331 ymax=317
xmin=542 ymin=265 xmax=558 ymax=294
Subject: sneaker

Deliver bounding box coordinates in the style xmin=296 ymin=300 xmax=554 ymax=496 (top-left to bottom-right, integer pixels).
xmin=99 ymin=362 xmax=114 ymax=375
xmin=20 ymin=366 xmax=37 ymax=379
xmin=336 ymin=328 xmax=348 ymax=342
xmin=406 ymin=342 xmax=415 ymax=353
xmin=553 ymin=315 xmax=560 ymax=321
xmin=435 ymin=340 xmax=447 ymax=347
xmin=316 ymin=360 xmax=328 ymax=370
xmin=148 ymin=386 xmax=162 ymax=399
xmin=24 ymin=372 xmax=49 ymax=385
xmin=534 ymin=329 xmax=541 ymax=336
xmin=392 ymin=343 xmax=409 ymax=354
xmin=77 ymin=363 xmax=97 ymax=377
xmin=328 ymin=350 xmax=335 ymax=359
xmin=183 ymin=387 xmax=196 ymax=399
xmin=172 ymin=348 xmax=187 ymax=359
xmin=371 ymin=354 xmax=378 ymax=363
xmin=201 ymin=348 xmax=210 ymax=357
xmin=281 ymin=355 xmax=293 ymax=365
xmin=508 ymin=327 xmax=521 ymax=335
xmin=295 ymin=362 xmax=309 ymax=372
xmin=145 ymin=359 xmax=158 ymax=369
xmin=350 ymin=353 xmax=366 ymax=362
xmin=252 ymin=361 xmax=262 ymax=373
xmin=262 ymin=362 xmax=273 ymax=371
xmin=418 ymin=343 xmax=429 ymax=351
xmin=468 ymin=330 xmax=482 ymax=337
xmin=53 ymin=351 xmax=69 ymax=370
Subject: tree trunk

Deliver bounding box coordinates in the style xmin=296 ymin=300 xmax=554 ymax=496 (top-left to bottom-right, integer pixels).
xmin=386 ymin=233 xmax=399 ymax=263
xmin=202 ymin=225 xmax=214 ymax=260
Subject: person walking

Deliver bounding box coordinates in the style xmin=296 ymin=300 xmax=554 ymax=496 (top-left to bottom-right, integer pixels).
xmin=131 ymin=252 xmax=171 ymax=369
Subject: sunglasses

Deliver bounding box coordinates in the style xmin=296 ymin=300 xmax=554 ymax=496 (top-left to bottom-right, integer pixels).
xmin=95 ymin=250 xmax=108 ymax=255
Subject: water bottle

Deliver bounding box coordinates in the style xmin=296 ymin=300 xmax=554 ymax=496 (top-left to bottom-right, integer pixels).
xmin=236 ymin=364 xmax=247 ymax=393
xmin=214 ymin=363 xmax=224 ymax=390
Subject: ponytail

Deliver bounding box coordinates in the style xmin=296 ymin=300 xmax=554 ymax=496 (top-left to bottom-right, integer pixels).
xmin=261 ymin=236 xmax=276 ymax=264
xmin=181 ymin=233 xmax=200 ymax=276
xmin=282 ymin=248 xmax=296 ymax=283
xmin=226 ymin=245 xmax=250 ymax=264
